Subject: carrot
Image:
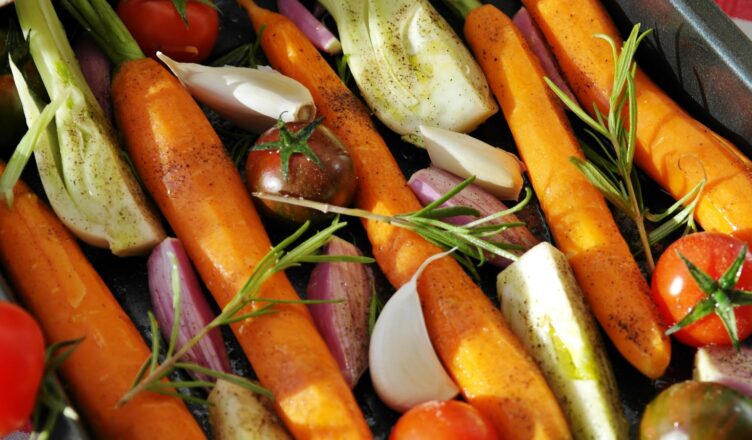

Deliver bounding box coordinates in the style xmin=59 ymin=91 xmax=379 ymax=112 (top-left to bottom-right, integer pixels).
xmin=238 ymin=2 xmax=571 ymax=438
xmin=461 ymin=4 xmax=671 ymax=379
xmin=522 ymin=0 xmax=752 ymax=243
xmin=111 ymin=57 xmax=371 ymax=439
xmin=0 ymin=163 xmax=204 ymax=440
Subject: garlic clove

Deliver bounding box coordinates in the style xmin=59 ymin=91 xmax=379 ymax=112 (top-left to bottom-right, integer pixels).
xmin=157 ymin=52 xmax=316 ymax=133
xmin=369 ymin=250 xmax=459 ymax=412
xmin=420 ymin=125 xmax=524 ymax=201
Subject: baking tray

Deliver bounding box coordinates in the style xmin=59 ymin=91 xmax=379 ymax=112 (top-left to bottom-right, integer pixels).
xmin=2 ymin=0 xmax=752 ymax=438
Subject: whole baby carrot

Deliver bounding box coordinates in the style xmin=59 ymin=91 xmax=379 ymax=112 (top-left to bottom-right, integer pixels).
xmin=459 ymin=2 xmax=671 ymax=379
xmin=63 ymin=0 xmax=372 ymax=437
xmin=522 ymin=0 xmax=752 ymax=244
xmin=238 ymin=2 xmax=572 ymax=438
xmin=0 ymin=164 xmax=205 ymax=440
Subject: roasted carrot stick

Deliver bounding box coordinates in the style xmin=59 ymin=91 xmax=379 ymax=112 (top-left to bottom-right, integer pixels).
xmin=111 ymin=57 xmax=370 ymax=439
xmin=522 ymin=0 xmax=752 ymax=243
xmin=238 ymin=2 xmax=570 ymax=438
xmin=0 ymin=163 xmax=204 ymax=440
xmin=461 ymin=4 xmax=670 ymax=379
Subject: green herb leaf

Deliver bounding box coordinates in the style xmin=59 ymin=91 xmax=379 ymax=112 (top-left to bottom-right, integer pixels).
xmin=668 ymin=248 xmax=752 ymax=351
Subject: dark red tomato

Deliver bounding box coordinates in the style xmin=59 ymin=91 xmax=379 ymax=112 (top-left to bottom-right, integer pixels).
xmin=389 ymin=400 xmax=498 ymax=440
xmin=117 ymin=0 xmax=219 ymax=63
xmin=0 ymin=303 xmax=45 ymax=436
xmin=640 ymin=381 xmax=752 ymax=440
xmin=652 ymin=232 xmax=752 ymax=346
xmin=246 ymin=122 xmax=357 ymax=224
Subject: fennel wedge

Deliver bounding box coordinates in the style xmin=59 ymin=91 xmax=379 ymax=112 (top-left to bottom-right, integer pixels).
xmin=318 ymin=0 xmax=497 ymax=138
xmin=13 ymin=0 xmax=164 ymax=256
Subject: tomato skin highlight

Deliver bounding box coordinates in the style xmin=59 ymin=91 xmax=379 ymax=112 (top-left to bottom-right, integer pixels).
xmin=640 ymin=381 xmax=752 ymax=440
xmin=0 ymin=303 xmax=45 ymax=435
xmin=389 ymin=400 xmax=498 ymax=440
xmin=116 ymin=0 xmax=219 ymax=63
xmin=651 ymin=232 xmax=752 ymax=346
xmin=246 ymin=122 xmax=357 ymax=224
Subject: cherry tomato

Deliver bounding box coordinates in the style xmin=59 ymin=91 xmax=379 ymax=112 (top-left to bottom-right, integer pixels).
xmin=389 ymin=400 xmax=498 ymax=440
xmin=246 ymin=121 xmax=358 ymax=224
xmin=641 ymin=381 xmax=752 ymax=439
xmin=651 ymin=232 xmax=752 ymax=346
xmin=0 ymin=303 xmax=45 ymax=436
xmin=117 ymin=0 xmax=219 ymax=63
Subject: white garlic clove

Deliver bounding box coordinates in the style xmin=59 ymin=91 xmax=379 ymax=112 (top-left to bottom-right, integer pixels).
xmin=369 ymin=250 xmax=459 ymax=412
xmin=157 ymin=52 xmax=316 ymax=133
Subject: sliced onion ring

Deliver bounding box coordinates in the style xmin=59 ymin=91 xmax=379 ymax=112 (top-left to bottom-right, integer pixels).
xmin=148 ymin=238 xmax=231 ymax=379
xmin=307 ymin=237 xmax=373 ymax=388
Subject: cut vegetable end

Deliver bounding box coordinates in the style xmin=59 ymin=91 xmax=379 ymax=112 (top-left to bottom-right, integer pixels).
xmin=695 ymin=345 xmax=752 ymax=397
xmin=369 ymin=250 xmax=459 ymax=412
xmin=278 ymin=0 xmax=342 ymax=55
xmin=497 ymin=242 xmax=628 ymax=439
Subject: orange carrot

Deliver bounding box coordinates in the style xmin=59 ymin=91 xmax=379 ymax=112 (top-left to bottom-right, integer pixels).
xmin=0 ymin=164 xmax=205 ymax=440
xmin=111 ymin=57 xmax=371 ymax=439
xmin=522 ymin=0 xmax=752 ymax=243
xmin=238 ymin=2 xmax=571 ymax=438
xmin=462 ymin=4 xmax=671 ymax=379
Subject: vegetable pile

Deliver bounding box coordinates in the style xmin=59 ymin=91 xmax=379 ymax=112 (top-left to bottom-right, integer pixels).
xmin=2 ymin=0 xmax=752 ymax=439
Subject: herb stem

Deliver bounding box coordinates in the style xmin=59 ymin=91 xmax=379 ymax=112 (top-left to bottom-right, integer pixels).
xmin=118 ymin=325 xmax=212 ymax=407
xmin=625 ymin=174 xmax=654 ymax=271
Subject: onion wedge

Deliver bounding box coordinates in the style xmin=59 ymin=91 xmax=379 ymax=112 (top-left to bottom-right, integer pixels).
xmin=148 ymin=238 xmax=231 ymax=379
xmin=307 ymin=237 xmax=373 ymax=388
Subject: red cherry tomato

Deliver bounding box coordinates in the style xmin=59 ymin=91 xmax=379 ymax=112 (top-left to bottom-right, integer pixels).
xmin=117 ymin=0 xmax=219 ymax=63
xmin=652 ymin=232 xmax=752 ymax=346
xmin=0 ymin=303 xmax=45 ymax=435
xmin=389 ymin=400 xmax=498 ymax=440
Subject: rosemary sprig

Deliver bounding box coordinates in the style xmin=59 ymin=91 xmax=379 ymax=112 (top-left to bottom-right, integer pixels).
xmin=32 ymin=338 xmax=84 ymax=440
xmin=120 ymin=218 xmax=372 ymax=406
xmin=253 ymin=176 xmax=532 ymax=273
xmin=546 ymin=24 xmax=704 ymax=272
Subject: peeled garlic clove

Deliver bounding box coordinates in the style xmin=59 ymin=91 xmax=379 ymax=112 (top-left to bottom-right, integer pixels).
xmin=420 ymin=125 xmax=524 ymax=201
xmin=369 ymin=250 xmax=459 ymax=412
xmin=157 ymin=52 xmax=316 ymax=133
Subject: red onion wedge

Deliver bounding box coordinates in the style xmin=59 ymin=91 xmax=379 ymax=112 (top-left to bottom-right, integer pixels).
xmin=148 ymin=238 xmax=231 ymax=380
xmin=695 ymin=345 xmax=752 ymax=397
xmin=278 ymin=0 xmax=342 ymax=55
xmin=513 ymin=7 xmax=577 ymax=104
xmin=306 ymin=237 xmax=373 ymax=388
xmin=73 ymin=36 xmax=112 ymax=121
xmin=408 ymin=166 xmax=539 ymax=267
